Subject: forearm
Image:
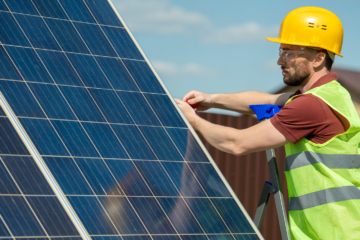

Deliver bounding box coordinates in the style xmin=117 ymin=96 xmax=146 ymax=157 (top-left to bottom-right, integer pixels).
xmin=191 ymin=116 xmax=245 ymax=155
xmin=189 ymin=114 xmax=289 ymax=156
xmin=209 ymin=91 xmax=292 ymax=114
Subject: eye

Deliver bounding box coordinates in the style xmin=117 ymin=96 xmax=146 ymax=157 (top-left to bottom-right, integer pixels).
xmin=286 ymin=52 xmax=296 ymax=59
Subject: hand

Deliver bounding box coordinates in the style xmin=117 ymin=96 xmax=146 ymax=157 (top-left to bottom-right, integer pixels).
xmin=175 ymin=98 xmax=199 ymax=127
xmin=182 ymin=90 xmax=212 ymax=111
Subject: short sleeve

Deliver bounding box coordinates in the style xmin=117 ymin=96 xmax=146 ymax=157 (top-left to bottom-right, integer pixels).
xmin=270 ymin=94 xmax=329 ymax=144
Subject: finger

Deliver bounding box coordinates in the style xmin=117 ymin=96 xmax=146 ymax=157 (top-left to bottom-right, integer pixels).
xmin=187 ymin=95 xmax=203 ymax=104
xmin=182 ymin=91 xmax=196 ymax=102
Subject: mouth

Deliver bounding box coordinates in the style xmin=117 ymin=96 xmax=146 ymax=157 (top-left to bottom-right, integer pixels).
xmin=281 ymin=68 xmax=288 ymax=75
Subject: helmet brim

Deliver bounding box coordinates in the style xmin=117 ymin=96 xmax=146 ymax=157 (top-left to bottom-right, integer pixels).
xmin=265 ymin=37 xmax=343 ymax=57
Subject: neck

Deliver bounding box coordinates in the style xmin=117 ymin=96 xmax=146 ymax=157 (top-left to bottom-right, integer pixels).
xmin=299 ymin=68 xmax=329 ymax=93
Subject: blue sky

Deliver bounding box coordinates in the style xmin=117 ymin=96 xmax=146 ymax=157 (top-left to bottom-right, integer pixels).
xmin=112 ymin=0 xmax=360 ymax=114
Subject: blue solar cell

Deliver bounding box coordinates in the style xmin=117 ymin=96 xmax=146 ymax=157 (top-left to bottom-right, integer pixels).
xmin=44 ymin=157 xmax=93 ymax=195
xmin=187 ymin=163 xmax=232 ymax=198
xmin=75 ymin=158 xmax=123 ymax=195
xmin=5 ymin=0 xmax=39 ymax=15
xmin=211 ymin=198 xmax=254 ymax=233
xmin=180 ymin=236 xmax=208 ymax=240
xmin=134 ymin=161 xmax=179 ymax=196
xmin=0 ymin=160 xmax=20 ymax=194
xmin=0 ymin=81 xmax=45 ymax=118
xmin=14 ymin=14 xmax=61 ymax=50
xmin=0 ymin=118 xmax=29 ymax=155
xmin=45 ymin=19 xmax=90 ymax=54
xmin=59 ymin=85 xmax=106 ymax=122
xmin=166 ymin=128 xmax=209 ymax=163
xmin=0 ymin=47 xmax=22 ymax=80
xmin=51 ymin=120 xmax=100 ymax=157
xmin=2 ymin=156 xmax=54 ymax=195
xmin=157 ymin=197 xmax=203 ymax=234
xmin=184 ymin=198 xmax=229 ymax=234
xmin=111 ymin=125 xmax=156 ymax=160
xmin=208 ymin=235 xmax=233 ymax=240
xmin=27 ymin=196 xmax=79 ymax=236
xmin=95 ymin=56 xmax=139 ymax=91
xmin=5 ymin=46 xmax=53 ymax=83
xmin=102 ymin=27 xmax=143 ymax=60
xmin=145 ymin=94 xmax=186 ymax=127
xmin=106 ymin=159 xmax=152 ymax=196
xmin=66 ymin=53 xmax=111 ymax=88
xmin=139 ymin=126 xmax=183 ymax=161
xmin=28 ymin=83 xmax=77 ymax=120
xmin=123 ymin=60 xmax=165 ymax=94
xmin=92 ymin=235 xmax=151 ymax=240
xmin=84 ymin=0 xmax=123 ymax=27
xmin=153 ymin=237 xmax=181 ymax=240
xmin=0 ymin=12 xmax=31 ymax=47
xmin=0 ymin=0 xmax=8 ymax=11
xmin=59 ymin=0 xmax=96 ymax=23
xmin=32 ymin=0 xmax=69 ymax=20
xmin=116 ymin=91 xmax=161 ymax=126
xmin=68 ymin=196 xmax=117 ymax=235
xmin=82 ymin=123 xmax=129 ymax=159
xmin=233 ymin=234 xmax=260 ymax=240
xmin=74 ymin=22 xmax=117 ymax=57
xmin=129 ymin=197 xmax=177 ymax=234
xmin=98 ymin=196 xmax=148 ymax=234
xmin=161 ymin=162 xmax=206 ymax=197
xmin=0 ymin=196 xmax=46 ymax=236
xmin=36 ymin=50 xmax=84 ymax=86
xmin=0 ymin=219 xmax=10 ymax=236
xmin=20 ymin=118 xmax=69 ymax=156
xmin=122 ymin=237 xmax=152 ymax=240
xmin=88 ymin=89 xmax=134 ymax=124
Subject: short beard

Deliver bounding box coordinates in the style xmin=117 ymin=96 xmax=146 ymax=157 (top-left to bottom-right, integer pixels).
xmin=283 ymin=62 xmax=310 ymax=86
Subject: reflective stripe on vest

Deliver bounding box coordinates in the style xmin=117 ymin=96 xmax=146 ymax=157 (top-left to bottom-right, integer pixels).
xmin=289 ymin=185 xmax=360 ymax=211
xmin=285 ymin=151 xmax=360 ymax=171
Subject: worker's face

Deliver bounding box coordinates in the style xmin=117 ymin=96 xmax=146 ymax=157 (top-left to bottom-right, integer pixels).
xmin=277 ymin=44 xmax=315 ymax=86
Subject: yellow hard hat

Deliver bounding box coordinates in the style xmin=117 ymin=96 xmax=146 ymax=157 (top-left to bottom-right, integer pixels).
xmin=266 ymin=6 xmax=343 ymax=57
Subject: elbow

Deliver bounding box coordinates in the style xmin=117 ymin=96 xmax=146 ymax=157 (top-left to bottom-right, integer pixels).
xmin=230 ymin=146 xmax=249 ymax=156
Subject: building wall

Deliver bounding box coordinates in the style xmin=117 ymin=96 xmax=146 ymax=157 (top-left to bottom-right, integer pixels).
xmin=197 ymin=112 xmax=288 ymax=240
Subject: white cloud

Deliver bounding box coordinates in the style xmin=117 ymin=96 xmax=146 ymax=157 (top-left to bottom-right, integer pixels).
xmin=151 ymin=60 xmax=218 ymax=78
xmin=114 ymin=0 xmax=277 ymax=44
xmin=202 ymin=22 xmax=279 ymax=44
xmin=114 ymin=0 xmax=210 ymax=34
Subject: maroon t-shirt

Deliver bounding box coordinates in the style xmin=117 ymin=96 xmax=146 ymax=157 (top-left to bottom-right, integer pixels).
xmin=270 ymin=72 xmax=346 ymax=144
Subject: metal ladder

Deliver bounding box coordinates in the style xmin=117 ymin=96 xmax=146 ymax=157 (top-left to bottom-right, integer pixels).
xmin=249 ymin=104 xmax=291 ymax=240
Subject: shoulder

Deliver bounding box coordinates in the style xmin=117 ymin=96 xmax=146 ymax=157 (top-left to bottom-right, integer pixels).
xmin=282 ymin=94 xmax=328 ymax=121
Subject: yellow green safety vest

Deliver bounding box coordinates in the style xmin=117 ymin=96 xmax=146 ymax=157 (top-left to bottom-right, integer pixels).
xmin=284 ymin=80 xmax=360 ymax=240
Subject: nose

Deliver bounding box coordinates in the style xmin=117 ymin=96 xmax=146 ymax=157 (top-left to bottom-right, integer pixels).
xmin=277 ymin=55 xmax=285 ymax=66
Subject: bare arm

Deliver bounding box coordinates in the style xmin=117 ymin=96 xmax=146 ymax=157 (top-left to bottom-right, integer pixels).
xmin=176 ymin=99 xmax=289 ymax=155
xmin=183 ymin=90 xmax=294 ymax=114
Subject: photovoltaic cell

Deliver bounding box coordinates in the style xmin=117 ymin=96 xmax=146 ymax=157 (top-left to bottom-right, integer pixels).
xmin=0 ymin=0 xmax=262 ymax=239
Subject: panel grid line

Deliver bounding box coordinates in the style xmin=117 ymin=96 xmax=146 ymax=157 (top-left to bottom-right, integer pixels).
xmin=0 ymin=0 xmax=263 ymax=239
xmin=0 ymin=156 xmax=51 ymax=239
xmin=106 ymin=1 xmax=264 ymax=238
xmin=0 ymin=214 xmax=15 ymax=240
xmin=5 ymin=1 xmax=152 ymax=236
xmin=0 ymin=3 xmax=92 ymax=236
xmin=0 ymin=42 xmax=147 ymax=62
xmin=0 ymin=9 xmax=127 ymax=30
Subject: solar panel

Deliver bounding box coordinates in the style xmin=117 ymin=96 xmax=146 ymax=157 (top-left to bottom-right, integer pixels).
xmin=0 ymin=0 xmax=263 ymax=239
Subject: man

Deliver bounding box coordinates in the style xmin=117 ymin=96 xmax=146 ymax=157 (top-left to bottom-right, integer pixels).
xmin=176 ymin=6 xmax=360 ymax=240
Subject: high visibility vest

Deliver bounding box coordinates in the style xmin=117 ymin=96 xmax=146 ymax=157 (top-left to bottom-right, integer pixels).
xmin=284 ymin=80 xmax=360 ymax=240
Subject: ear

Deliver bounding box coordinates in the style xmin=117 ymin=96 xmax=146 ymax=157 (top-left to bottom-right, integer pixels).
xmin=313 ymin=52 xmax=326 ymax=68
